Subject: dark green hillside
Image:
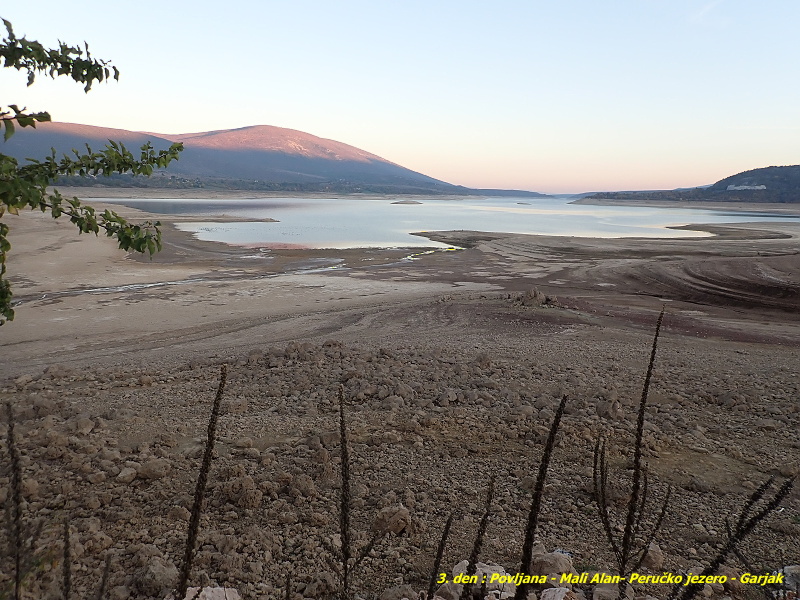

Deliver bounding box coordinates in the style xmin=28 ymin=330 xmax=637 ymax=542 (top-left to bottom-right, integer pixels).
xmin=710 ymin=165 xmax=800 ymax=197
xmin=587 ymin=165 xmax=800 ymax=203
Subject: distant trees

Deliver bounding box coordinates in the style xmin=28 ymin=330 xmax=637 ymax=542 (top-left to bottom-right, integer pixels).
xmin=0 ymin=17 xmax=183 ymax=324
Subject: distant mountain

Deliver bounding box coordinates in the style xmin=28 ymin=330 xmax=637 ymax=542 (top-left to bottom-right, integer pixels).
xmin=585 ymin=165 xmax=800 ymax=203
xmin=3 ymin=122 xmax=548 ymax=197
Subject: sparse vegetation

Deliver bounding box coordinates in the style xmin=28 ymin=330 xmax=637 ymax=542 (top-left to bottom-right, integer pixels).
xmin=515 ymin=394 xmax=568 ymax=600
xmin=1 ymin=401 xmax=44 ymax=600
xmin=668 ymin=476 xmax=796 ymax=600
xmin=593 ymin=308 xmax=672 ymax=599
xmin=426 ymin=513 xmax=454 ymax=600
xmin=326 ymin=386 xmax=388 ymax=600
xmin=175 ymin=364 xmax=227 ymax=600
xmin=1 ymin=319 xmax=797 ymax=599
xmin=459 ymin=475 xmax=495 ymax=600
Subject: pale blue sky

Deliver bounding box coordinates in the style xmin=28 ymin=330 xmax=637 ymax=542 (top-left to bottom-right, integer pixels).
xmin=2 ymin=1 xmax=799 ymax=193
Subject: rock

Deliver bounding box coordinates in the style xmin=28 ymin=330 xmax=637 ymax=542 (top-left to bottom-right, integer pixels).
xmin=73 ymin=417 xmax=95 ymax=435
xmin=641 ymin=542 xmax=664 ymax=570
xmin=372 ymin=504 xmax=411 ymax=535
xmin=517 ymin=405 xmax=537 ymax=418
xmin=779 ymin=464 xmax=799 ymax=477
xmin=14 ymin=374 xmax=34 ymax=387
xmin=530 ymin=552 xmax=576 ymax=576
xmin=596 ymin=400 xmax=623 ymax=421
xmin=542 ymin=589 xmax=579 ymax=600
xmin=133 ymin=556 xmax=178 ymax=597
xmin=686 ymin=476 xmax=712 ymax=494
xmin=221 ymin=476 xmax=263 ymax=509
xmin=318 ymin=430 xmax=340 ymax=447
xmin=168 ymin=506 xmax=192 ymax=521
xmin=784 ymin=565 xmax=800 ymax=591
xmin=109 ymin=585 xmax=131 ymax=600
xmin=238 ymin=487 xmax=263 ymax=509
xmin=756 ymin=418 xmax=780 ymax=431
xmin=167 ymin=588 xmax=242 ymax=600
xmin=291 ymin=474 xmax=317 ymax=498
xmin=452 ymin=560 xmax=516 ymax=598
xmin=222 ymin=396 xmax=248 ymax=415
xmin=394 ymin=382 xmax=415 ymax=399
xmin=87 ymin=472 xmax=107 ymax=484
xmin=21 ymin=478 xmax=40 ymax=500
xmin=116 ymin=467 xmax=137 ymax=484
xmin=473 ymin=352 xmax=492 ymax=369
xmin=33 ymin=397 xmax=57 ymax=417
xmin=242 ymin=447 xmax=260 ymax=460
xmin=435 ymin=582 xmax=463 ymax=600
xmin=301 ymin=573 xmax=337 ymax=598
xmin=137 ymin=459 xmax=171 ymax=480
xmin=380 ymin=584 xmax=419 ymax=600
xmin=593 ymin=583 xmax=633 ymax=600
xmin=438 ymin=389 xmax=458 ymax=406
xmin=520 ymin=288 xmax=547 ymax=307
xmin=716 ymin=566 xmax=743 ymax=595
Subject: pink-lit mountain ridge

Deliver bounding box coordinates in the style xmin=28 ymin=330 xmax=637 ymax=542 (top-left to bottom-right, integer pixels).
xmin=4 ymin=122 xmax=547 ymax=196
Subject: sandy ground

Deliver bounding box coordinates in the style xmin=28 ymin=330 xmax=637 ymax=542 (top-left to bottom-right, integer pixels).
xmin=2 ymin=196 xmax=800 ymax=373
xmin=1 ymin=192 xmax=799 ymax=598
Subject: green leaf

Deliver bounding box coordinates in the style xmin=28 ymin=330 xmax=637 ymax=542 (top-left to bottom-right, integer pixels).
xmin=0 ymin=18 xmax=184 ymax=326
xmin=3 ymin=119 xmax=14 ymax=141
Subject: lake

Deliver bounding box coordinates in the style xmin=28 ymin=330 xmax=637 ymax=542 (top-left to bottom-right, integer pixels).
xmin=102 ymin=196 xmax=800 ymax=249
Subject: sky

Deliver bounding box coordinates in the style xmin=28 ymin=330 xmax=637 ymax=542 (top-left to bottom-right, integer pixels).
xmin=1 ymin=1 xmax=799 ymax=194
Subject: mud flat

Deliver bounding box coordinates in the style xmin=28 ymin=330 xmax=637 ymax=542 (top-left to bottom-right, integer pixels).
xmin=1 ymin=200 xmax=798 ymax=598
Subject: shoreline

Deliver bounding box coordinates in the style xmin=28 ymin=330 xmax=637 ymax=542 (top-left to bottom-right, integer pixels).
xmin=54 ymin=185 xmax=800 ymax=217
xmin=572 ymin=196 xmax=800 ymax=216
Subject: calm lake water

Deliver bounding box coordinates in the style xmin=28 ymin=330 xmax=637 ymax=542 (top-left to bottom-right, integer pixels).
xmin=103 ymin=196 xmax=800 ymax=249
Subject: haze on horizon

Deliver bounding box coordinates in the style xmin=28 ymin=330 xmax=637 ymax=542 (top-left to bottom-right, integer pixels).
xmin=2 ymin=1 xmax=799 ymax=195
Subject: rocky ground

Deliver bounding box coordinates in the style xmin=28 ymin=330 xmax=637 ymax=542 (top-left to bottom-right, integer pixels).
xmin=1 ymin=203 xmax=799 ymax=599
xmin=2 ymin=311 xmax=799 ymax=599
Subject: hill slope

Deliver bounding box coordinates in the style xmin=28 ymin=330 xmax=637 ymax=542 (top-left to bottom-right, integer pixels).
xmin=2 ymin=122 xmax=545 ymax=196
xmin=586 ymin=165 xmax=800 ymax=203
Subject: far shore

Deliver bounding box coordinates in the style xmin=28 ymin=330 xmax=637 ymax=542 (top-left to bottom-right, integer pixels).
xmin=572 ymin=195 xmax=800 ymax=215
xmin=53 ymin=185 xmax=800 ymax=217
xmin=48 ymin=186 xmax=520 ymax=203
